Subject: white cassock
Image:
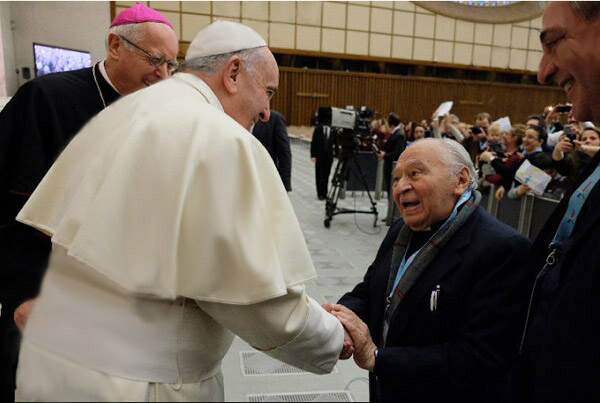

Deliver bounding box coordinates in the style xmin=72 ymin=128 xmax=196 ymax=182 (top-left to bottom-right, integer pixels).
xmin=15 ymin=73 xmax=343 ymax=402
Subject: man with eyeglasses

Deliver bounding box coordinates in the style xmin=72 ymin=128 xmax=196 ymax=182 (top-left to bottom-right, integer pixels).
xmin=0 ymin=4 xmax=177 ymax=402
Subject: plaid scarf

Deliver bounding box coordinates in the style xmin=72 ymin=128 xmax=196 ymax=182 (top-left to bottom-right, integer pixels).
xmin=381 ymin=190 xmax=481 ymax=346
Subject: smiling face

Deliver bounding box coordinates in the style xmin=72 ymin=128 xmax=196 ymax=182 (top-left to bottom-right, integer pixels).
xmin=538 ymin=2 xmax=600 ymax=122
xmin=110 ymin=22 xmax=179 ymax=94
xmin=392 ymin=141 xmax=469 ymax=231
xmin=522 ymin=128 xmax=543 ymax=153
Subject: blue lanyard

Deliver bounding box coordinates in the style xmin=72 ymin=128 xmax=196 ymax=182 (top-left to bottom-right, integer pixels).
xmin=551 ymin=164 xmax=600 ymax=249
xmin=389 ymin=190 xmax=472 ymax=298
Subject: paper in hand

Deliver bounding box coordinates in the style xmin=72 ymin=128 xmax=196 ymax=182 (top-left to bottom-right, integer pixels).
xmin=515 ymin=159 xmax=552 ymax=196
xmin=433 ymin=101 xmax=453 ymax=119
xmin=492 ymin=116 xmax=511 ymax=132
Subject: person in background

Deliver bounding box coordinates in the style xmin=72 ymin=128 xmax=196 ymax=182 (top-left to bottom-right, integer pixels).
xmin=407 ymin=123 xmax=426 ymax=145
xmin=486 ymin=124 xmax=526 ymax=200
xmin=463 ymin=112 xmax=492 ymax=163
xmin=552 ymin=126 xmax=600 ymax=187
xmin=505 ymin=152 xmax=565 ymax=200
xmin=252 ymin=110 xmax=292 ymax=192
xmin=0 ymin=5 xmax=178 ymax=402
xmin=431 ymin=113 xmax=465 ymax=143
xmin=480 ymin=125 xmax=546 ymax=197
xmin=378 ymin=112 xmax=406 ymax=195
xmin=311 ymin=120 xmax=335 ymax=200
xmin=485 ymin=124 xmax=505 ymax=156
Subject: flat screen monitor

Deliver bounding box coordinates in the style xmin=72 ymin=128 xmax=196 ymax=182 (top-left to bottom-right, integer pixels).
xmin=33 ymin=43 xmax=92 ymax=77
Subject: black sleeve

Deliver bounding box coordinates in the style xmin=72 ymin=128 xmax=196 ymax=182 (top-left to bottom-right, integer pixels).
xmin=552 ymin=154 xmax=572 ymax=177
xmin=374 ymin=234 xmax=533 ymax=382
xmin=337 ymin=263 xmax=374 ymax=323
xmin=491 ymin=157 xmax=523 ymax=180
xmin=385 ymin=133 xmax=406 ymax=162
xmin=0 ymin=81 xmax=53 ymax=216
xmin=310 ymin=126 xmax=321 ymax=159
xmin=273 ymin=114 xmax=292 ymax=191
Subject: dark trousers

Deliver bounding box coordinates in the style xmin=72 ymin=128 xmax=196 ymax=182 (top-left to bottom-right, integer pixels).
xmin=0 ymin=222 xmax=51 ymax=403
xmin=0 ymin=318 xmax=19 ymax=403
xmin=315 ymin=157 xmax=333 ymax=198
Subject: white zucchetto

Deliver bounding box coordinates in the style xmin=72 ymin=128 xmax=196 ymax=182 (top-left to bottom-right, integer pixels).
xmin=186 ymin=21 xmax=267 ymax=61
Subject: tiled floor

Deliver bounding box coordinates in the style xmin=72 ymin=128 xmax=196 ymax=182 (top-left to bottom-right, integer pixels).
xmin=221 ymin=139 xmax=389 ymax=401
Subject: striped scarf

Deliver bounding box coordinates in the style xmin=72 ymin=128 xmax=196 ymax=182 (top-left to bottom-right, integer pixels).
xmin=381 ymin=190 xmax=481 ymax=346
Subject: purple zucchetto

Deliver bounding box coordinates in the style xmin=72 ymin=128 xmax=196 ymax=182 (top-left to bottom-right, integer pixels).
xmin=110 ymin=3 xmax=173 ymax=29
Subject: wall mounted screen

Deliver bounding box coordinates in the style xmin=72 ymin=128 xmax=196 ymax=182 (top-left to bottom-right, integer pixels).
xmin=33 ymin=43 xmax=92 ymax=77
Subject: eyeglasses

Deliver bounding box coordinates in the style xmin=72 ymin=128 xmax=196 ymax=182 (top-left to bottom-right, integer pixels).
xmin=120 ymin=36 xmax=179 ymax=74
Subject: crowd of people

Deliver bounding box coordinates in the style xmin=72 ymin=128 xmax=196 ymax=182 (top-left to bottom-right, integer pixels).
xmin=336 ymin=104 xmax=600 ymax=203
xmin=1 ymin=1 xmax=599 ymax=402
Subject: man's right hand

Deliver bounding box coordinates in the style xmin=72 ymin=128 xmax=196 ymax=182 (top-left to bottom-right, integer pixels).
xmin=14 ymin=299 xmax=36 ymax=332
xmin=322 ymin=302 xmax=354 ymax=359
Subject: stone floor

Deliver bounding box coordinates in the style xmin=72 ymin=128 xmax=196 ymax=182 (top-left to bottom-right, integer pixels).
xmin=221 ymin=139 xmax=390 ymax=402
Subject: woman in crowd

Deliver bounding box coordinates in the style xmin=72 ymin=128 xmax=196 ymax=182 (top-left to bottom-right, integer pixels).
xmin=552 ymin=126 xmax=600 ymax=187
xmin=480 ymin=124 xmax=545 ymax=200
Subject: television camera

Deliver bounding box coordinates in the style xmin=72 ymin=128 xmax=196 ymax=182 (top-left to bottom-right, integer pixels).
xmin=314 ymin=106 xmax=379 ymax=228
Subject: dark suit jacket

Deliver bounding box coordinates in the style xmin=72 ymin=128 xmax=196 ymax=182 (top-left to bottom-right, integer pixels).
xmin=252 ymin=110 xmax=292 ymax=191
xmin=515 ymin=152 xmax=600 ymax=402
xmin=310 ymin=125 xmax=334 ymax=161
xmin=339 ymin=206 xmax=533 ymax=402
xmin=382 ymin=127 xmax=406 ymax=164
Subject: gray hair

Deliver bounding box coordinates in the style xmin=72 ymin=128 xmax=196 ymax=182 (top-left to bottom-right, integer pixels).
xmin=422 ymin=138 xmax=478 ymax=191
xmin=180 ymin=47 xmax=263 ymax=76
xmin=570 ymin=1 xmax=600 ymax=21
xmin=105 ymin=23 xmax=147 ymax=51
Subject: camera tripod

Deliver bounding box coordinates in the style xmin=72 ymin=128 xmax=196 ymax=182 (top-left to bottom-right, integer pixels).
xmin=324 ymin=149 xmax=379 ymax=228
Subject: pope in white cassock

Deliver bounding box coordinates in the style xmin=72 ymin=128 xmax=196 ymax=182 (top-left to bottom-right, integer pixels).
xmin=14 ymin=21 xmax=346 ymax=401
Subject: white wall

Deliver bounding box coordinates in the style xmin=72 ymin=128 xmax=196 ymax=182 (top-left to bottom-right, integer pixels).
xmin=0 ymin=1 xmax=16 ymax=96
xmin=9 ymin=1 xmax=110 ymax=91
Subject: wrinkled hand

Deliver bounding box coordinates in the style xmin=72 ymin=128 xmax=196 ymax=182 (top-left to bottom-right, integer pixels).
xmin=322 ymin=303 xmax=354 ymax=359
xmin=329 ymin=304 xmax=377 ymax=371
xmin=14 ymin=299 xmax=36 ymax=332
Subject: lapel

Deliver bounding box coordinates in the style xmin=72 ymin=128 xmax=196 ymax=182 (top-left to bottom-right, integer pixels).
xmin=386 ymin=211 xmax=476 ymax=339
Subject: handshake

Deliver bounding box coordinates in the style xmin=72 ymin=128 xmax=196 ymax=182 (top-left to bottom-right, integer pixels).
xmin=322 ymin=303 xmax=378 ymax=371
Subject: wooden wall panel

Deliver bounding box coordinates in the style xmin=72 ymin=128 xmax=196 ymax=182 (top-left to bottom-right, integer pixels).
xmin=271 ymin=68 xmax=566 ymax=126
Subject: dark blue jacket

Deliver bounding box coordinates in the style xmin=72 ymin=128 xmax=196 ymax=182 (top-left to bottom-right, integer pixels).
xmin=339 ymin=206 xmax=533 ymax=402
xmin=515 ymin=152 xmax=600 ymax=402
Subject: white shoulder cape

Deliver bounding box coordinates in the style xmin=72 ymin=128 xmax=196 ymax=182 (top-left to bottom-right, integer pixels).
xmin=17 ymin=73 xmax=316 ymax=304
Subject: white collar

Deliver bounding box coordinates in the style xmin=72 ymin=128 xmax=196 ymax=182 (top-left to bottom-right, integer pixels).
xmin=172 ymin=72 xmax=224 ymax=111
xmin=98 ymin=60 xmax=121 ymax=95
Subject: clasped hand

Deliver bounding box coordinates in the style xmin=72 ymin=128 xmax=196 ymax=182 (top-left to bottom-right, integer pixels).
xmin=322 ymin=303 xmax=377 ymax=371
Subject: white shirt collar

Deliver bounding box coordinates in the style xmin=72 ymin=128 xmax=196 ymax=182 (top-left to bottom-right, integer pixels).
xmin=98 ymin=60 xmax=121 ymax=95
xmin=171 ymin=72 xmax=224 ymax=112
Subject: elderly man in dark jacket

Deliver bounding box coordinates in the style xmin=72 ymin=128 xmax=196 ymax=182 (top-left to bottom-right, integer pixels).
xmin=252 ymin=110 xmax=292 ymax=191
xmin=326 ymin=138 xmax=533 ymax=402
